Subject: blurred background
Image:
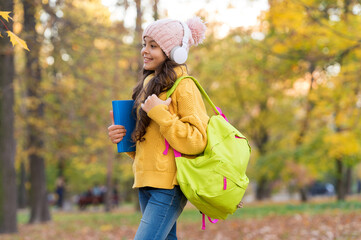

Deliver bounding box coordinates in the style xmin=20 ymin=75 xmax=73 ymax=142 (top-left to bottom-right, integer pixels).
xmin=1 ymin=0 xmax=361 ymax=239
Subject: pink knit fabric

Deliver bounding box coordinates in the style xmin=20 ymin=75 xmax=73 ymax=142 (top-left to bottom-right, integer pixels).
xmin=142 ymin=17 xmax=206 ymax=58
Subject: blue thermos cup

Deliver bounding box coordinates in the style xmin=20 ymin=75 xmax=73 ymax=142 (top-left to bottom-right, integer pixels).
xmin=112 ymin=100 xmax=136 ymax=152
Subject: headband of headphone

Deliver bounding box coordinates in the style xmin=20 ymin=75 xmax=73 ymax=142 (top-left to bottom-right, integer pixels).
xmin=170 ymin=21 xmax=191 ymax=64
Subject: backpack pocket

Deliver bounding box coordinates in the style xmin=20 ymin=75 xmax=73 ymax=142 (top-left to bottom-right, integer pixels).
xmin=215 ymin=161 xmax=249 ymax=190
xmin=194 ymin=161 xmax=248 ymax=218
xmin=187 ymin=183 xmax=232 ymax=220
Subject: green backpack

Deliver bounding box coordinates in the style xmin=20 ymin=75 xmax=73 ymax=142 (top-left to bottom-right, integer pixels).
xmin=165 ymin=76 xmax=251 ymax=229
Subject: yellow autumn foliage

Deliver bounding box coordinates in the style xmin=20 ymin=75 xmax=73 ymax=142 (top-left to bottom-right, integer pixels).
xmin=0 ymin=10 xmax=29 ymax=51
xmin=324 ymin=132 xmax=361 ymax=159
xmin=0 ymin=11 xmax=12 ymax=21
xmin=6 ymin=31 xmax=29 ymax=51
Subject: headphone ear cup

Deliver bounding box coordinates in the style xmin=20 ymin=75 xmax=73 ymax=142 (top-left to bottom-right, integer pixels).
xmin=170 ymin=46 xmax=188 ymax=64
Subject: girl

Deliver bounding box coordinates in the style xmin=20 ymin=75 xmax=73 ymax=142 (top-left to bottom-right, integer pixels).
xmin=108 ymin=17 xmax=208 ymax=240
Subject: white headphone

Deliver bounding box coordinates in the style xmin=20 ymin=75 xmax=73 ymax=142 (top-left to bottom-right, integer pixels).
xmin=170 ymin=21 xmax=191 ymax=64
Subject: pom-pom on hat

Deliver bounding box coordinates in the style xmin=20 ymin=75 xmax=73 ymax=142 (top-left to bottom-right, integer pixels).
xmin=142 ymin=17 xmax=207 ymax=59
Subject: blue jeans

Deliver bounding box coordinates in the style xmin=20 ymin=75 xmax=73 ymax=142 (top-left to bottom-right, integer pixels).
xmin=134 ymin=186 xmax=187 ymax=240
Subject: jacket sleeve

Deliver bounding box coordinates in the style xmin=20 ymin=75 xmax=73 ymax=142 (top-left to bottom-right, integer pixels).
xmin=147 ymin=78 xmax=209 ymax=155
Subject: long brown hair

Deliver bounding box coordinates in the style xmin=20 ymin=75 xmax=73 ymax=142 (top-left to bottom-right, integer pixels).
xmin=131 ymin=59 xmax=185 ymax=142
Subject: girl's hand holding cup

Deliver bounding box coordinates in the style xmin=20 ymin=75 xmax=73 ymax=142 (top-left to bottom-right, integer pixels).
xmin=108 ymin=110 xmax=127 ymax=144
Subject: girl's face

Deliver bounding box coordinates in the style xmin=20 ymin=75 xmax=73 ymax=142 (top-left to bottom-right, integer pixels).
xmin=141 ymin=36 xmax=167 ymax=71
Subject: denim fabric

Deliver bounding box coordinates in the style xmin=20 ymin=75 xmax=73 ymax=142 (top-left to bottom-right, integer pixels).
xmin=134 ymin=186 xmax=187 ymax=240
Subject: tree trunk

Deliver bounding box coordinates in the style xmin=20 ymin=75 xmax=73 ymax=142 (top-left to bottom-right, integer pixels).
xmin=152 ymin=0 xmax=159 ymax=20
xmin=18 ymin=161 xmax=28 ymax=209
xmin=104 ymin=149 xmax=114 ymax=212
xmin=299 ymin=187 xmax=308 ymax=202
xmin=135 ymin=0 xmax=143 ymax=76
xmin=23 ymin=0 xmax=51 ymax=223
xmin=57 ymin=159 xmax=65 ymax=178
xmin=335 ymin=160 xmax=346 ymax=201
xmin=256 ymin=177 xmax=271 ymax=200
xmin=345 ymin=166 xmax=352 ymax=195
xmin=29 ymin=158 xmax=50 ymax=223
xmin=0 ymin=0 xmax=18 ymax=233
xmin=294 ymin=63 xmax=316 ymax=203
xmin=343 ymin=0 xmax=351 ymax=20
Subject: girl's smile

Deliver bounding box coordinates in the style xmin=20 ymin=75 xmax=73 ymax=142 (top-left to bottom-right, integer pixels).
xmin=141 ymin=36 xmax=167 ymax=71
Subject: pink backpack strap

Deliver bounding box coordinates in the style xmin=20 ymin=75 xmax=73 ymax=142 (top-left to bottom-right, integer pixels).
xmin=163 ymin=139 xmax=181 ymax=157
xmin=163 ymin=139 xmax=170 ymax=155
xmin=202 ymin=213 xmax=218 ymax=230
xmin=214 ymin=106 xmax=229 ymax=122
xmin=216 ymin=107 xmax=246 ymax=140
xmin=173 ymin=149 xmax=181 ymax=157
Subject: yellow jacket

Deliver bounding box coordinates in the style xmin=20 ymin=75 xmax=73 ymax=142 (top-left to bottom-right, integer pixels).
xmin=129 ymin=66 xmax=209 ymax=189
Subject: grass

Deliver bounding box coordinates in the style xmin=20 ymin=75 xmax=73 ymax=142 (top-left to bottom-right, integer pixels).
xmin=5 ymin=197 xmax=361 ymax=240
xmin=178 ymin=197 xmax=361 ymax=222
xmin=231 ymin=198 xmax=361 ymax=218
xmin=15 ymin=196 xmax=361 ymax=227
xmin=17 ymin=205 xmax=142 ymax=226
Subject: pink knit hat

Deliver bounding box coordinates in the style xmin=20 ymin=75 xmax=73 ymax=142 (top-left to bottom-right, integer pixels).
xmin=142 ymin=17 xmax=207 ymax=58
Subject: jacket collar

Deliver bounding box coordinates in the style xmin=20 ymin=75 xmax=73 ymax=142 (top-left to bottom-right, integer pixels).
xmin=174 ymin=65 xmax=188 ymax=78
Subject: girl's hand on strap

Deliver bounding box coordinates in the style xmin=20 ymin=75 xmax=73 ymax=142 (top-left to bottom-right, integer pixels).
xmin=141 ymin=94 xmax=171 ymax=113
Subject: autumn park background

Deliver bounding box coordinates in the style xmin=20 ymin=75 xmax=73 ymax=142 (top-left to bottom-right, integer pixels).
xmin=1 ymin=0 xmax=361 ymax=239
